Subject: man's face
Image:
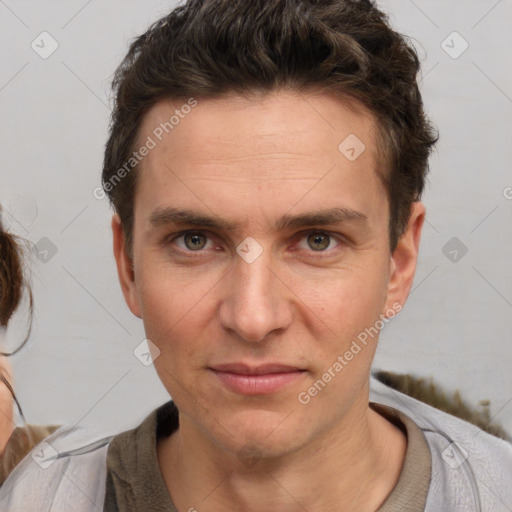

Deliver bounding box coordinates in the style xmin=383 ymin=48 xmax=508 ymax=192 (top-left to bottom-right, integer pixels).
xmin=113 ymin=90 xmax=422 ymax=460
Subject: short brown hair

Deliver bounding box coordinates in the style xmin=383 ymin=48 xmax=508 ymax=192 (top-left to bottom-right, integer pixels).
xmin=102 ymin=0 xmax=437 ymax=253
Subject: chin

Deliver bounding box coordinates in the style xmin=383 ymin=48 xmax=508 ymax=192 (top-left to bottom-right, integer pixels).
xmin=205 ymin=409 xmax=312 ymax=463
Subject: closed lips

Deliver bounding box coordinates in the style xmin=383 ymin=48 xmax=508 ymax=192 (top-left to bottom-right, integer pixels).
xmin=210 ymin=364 xmax=304 ymax=375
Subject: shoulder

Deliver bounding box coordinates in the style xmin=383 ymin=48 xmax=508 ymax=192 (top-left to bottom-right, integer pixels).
xmin=0 ymin=424 xmax=115 ymax=512
xmin=0 ymin=402 xmax=174 ymax=512
xmin=370 ymin=376 xmax=512 ymax=510
xmin=1 ymin=424 xmax=61 ymax=484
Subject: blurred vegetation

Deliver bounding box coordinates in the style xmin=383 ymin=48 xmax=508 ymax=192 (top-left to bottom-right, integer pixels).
xmin=374 ymin=370 xmax=510 ymax=441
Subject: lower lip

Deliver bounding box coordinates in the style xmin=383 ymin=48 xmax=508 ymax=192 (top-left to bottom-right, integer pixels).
xmin=210 ymin=370 xmax=305 ymax=395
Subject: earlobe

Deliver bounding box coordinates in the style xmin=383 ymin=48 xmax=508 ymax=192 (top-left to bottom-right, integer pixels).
xmin=384 ymin=202 xmax=425 ymax=315
xmin=111 ymin=215 xmax=142 ymax=318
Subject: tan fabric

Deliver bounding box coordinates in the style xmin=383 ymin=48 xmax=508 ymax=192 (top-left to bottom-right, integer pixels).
xmin=0 ymin=424 xmax=60 ymax=485
xmin=371 ymin=403 xmax=432 ymax=511
xmin=105 ymin=401 xmax=432 ymax=511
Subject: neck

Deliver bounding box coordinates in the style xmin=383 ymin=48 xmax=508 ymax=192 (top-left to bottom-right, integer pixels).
xmin=157 ymin=396 xmax=406 ymax=512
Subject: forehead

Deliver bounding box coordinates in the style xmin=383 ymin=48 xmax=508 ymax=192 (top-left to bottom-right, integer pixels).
xmin=139 ymin=90 xmax=379 ymax=160
xmin=134 ymin=90 xmax=387 ymax=228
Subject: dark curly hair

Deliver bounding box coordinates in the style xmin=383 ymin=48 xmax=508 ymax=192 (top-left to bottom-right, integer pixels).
xmin=0 ymin=210 xmax=31 ymax=333
xmin=102 ymin=0 xmax=438 ymax=254
xmin=0 ymin=207 xmax=31 ymax=423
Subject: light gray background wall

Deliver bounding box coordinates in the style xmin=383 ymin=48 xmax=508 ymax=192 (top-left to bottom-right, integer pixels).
xmin=1 ymin=0 xmax=511 ymax=434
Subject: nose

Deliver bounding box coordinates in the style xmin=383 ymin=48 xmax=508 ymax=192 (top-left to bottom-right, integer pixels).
xmin=219 ymin=248 xmax=293 ymax=343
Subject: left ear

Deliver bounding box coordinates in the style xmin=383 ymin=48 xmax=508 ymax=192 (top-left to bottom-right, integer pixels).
xmin=383 ymin=202 xmax=425 ymax=314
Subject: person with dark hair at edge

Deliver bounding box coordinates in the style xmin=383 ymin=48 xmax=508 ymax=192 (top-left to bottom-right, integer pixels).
xmin=0 ymin=209 xmax=60 ymax=486
xmin=1 ymin=1 xmax=511 ymax=511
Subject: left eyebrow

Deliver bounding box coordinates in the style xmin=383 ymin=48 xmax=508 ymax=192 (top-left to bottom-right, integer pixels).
xmin=148 ymin=206 xmax=368 ymax=233
xmin=273 ymin=207 xmax=368 ymax=231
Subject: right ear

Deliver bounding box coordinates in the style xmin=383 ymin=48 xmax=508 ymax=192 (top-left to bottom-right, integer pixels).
xmin=112 ymin=214 xmax=142 ymax=318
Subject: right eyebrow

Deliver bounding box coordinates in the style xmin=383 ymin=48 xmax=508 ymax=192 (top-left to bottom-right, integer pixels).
xmin=148 ymin=207 xmax=236 ymax=231
xmin=148 ymin=206 xmax=368 ymax=233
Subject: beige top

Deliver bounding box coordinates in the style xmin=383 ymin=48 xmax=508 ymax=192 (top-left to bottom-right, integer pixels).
xmin=0 ymin=424 xmax=61 ymax=486
xmin=104 ymin=401 xmax=431 ymax=511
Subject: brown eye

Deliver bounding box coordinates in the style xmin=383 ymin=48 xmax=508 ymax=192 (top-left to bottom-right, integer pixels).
xmin=184 ymin=233 xmax=207 ymax=250
xmin=307 ymin=232 xmax=331 ymax=251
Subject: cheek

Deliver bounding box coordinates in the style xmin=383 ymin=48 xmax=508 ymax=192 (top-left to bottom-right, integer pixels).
xmin=291 ymin=260 xmax=390 ymax=342
xmin=135 ymin=264 xmax=220 ymax=359
xmin=138 ymin=272 xmax=213 ymax=401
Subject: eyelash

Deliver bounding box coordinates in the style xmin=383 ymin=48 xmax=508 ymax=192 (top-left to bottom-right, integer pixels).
xmin=166 ymin=230 xmax=345 ymax=258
